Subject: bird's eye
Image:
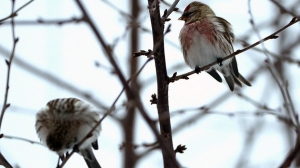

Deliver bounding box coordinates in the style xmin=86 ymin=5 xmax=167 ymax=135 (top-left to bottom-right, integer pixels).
xmin=183 ymin=12 xmax=193 ymax=18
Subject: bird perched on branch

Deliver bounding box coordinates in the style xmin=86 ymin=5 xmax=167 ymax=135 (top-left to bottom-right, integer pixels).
xmin=35 ymin=98 xmax=102 ymax=168
xmin=179 ymin=1 xmax=251 ymax=91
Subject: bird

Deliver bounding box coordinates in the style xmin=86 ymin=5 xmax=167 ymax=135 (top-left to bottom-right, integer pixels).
xmin=35 ymin=98 xmax=102 ymax=168
xmin=178 ymin=1 xmax=251 ymax=91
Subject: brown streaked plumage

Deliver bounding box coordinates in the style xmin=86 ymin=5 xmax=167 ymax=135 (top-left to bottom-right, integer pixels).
xmin=179 ymin=1 xmax=251 ymax=91
xmin=35 ymin=98 xmax=102 ymax=168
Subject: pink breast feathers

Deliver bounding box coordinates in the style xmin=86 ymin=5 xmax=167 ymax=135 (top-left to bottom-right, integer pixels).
xmin=181 ymin=21 xmax=215 ymax=50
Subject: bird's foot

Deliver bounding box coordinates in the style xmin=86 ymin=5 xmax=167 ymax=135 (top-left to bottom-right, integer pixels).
xmin=73 ymin=144 xmax=80 ymax=153
xmin=217 ymin=57 xmax=223 ymax=66
xmin=194 ymin=66 xmax=201 ymax=74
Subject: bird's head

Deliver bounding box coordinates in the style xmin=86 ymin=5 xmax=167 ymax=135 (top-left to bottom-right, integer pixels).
xmin=179 ymin=1 xmax=215 ymax=23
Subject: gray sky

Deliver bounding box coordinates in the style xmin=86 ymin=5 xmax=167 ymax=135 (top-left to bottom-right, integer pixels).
xmin=0 ymin=0 xmax=299 ymax=167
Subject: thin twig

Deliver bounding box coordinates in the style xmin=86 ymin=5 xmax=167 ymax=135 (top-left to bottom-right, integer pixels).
xmin=2 ymin=135 xmax=43 ymax=146
xmin=0 ymin=0 xmax=34 ymax=23
xmin=271 ymin=76 xmax=299 ymax=129
xmin=249 ymin=1 xmax=298 ymax=131
xmin=0 ymin=2 xmax=17 ymax=168
xmin=101 ymin=0 xmax=132 ymax=19
xmin=235 ymin=92 xmax=276 ymax=112
xmin=170 ymin=109 xmax=282 ymax=119
xmin=172 ymin=61 xmax=271 ymax=134
xmin=161 ymin=0 xmax=182 ymax=13
xmin=0 ymin=0 xmax=19 ymax=130
xmin=248 ymin=0 xmax=270 ymax=60
xmin=0 ymin=17 xmax=83 ymax=26
xmin=137 ymin=143 xmax=160 ymax=160
xmin=161 ymin=0 xmax=180 ymax=22
xmin=239 ymin=43 xmax=300 ymax=66
xmin=284 ymin=82 xmax=298 ymax=125
xmin=249 ymin=0 xmax=299 ymax=131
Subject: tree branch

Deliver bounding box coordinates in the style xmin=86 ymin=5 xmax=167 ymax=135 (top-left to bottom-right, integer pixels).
xmin=147 ymin=0 xmax=179 ymax=167
xmin=0 ymin=0 xmax=34 ymax=23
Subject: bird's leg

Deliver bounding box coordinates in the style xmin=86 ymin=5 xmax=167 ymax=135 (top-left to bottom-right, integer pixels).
xmin=73 ymin=144 xmax=80 ymax=153
xmin=59 ymin=155 xmax=64 ymax=162
xmin=194 ymin=65 xmax=201 ymax=74
xmin=65 ymin=152 xmax=69 ymax=158
xmin=56 ymin=155 xmax=62 ymax=168
xmin=217 ymin=57 xmax=223 ymax=66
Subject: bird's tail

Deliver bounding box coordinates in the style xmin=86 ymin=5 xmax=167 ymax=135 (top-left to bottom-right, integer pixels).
xmin=81 ymin=147 xmax=102 ymax=168
xmin=224 ymin=71 xmax=251 ymax=91
xmin=222 ymin=57 xmax=251 ymax=91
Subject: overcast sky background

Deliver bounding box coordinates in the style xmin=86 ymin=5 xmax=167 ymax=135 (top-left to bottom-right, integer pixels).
xmin=0 ymin=0 xmax=300 ymax=168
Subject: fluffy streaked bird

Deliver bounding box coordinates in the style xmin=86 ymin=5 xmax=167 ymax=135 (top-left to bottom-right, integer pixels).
xmin=35 ymin=98 xmax=101 ymax=168
xmin=179 ymin=1 xmax=251 ymax=91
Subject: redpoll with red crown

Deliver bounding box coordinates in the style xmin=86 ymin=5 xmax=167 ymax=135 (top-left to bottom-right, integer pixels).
xmin=179 ymin=1 xmax=251 ymax=91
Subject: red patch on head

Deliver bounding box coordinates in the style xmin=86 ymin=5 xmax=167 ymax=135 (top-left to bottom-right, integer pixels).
xmin=184 ymin=4 xmax=191 ymax=13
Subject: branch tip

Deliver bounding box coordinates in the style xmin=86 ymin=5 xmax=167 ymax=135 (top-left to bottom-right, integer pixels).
xmin=162 ymin=9 xmax=167 ymax=18
xmin=150 ymin=93 xmax=157 ymax=105
xmin=133 ymin=49 xmax=153 ymax=57
xmin=175 ymin=144 xmax=187 ymax=154
xmin=290 ymin=17 xmax=297 ymax=23
xmin=5 ymin=60 xmax=9 ymax=66
xmin=164 ymin=24 xmax=171 ymax=34
xmin=172 ymin=72 xmax=177 ymax=78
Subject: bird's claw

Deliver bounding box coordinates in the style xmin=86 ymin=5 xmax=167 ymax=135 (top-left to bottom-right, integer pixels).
xmin=73 ymin=144 xmax=79 ymax=153
xmin=194 ymin=66 xmax=201 ymax=74
xmin=217 ymin=57 xmax=223 ymax=66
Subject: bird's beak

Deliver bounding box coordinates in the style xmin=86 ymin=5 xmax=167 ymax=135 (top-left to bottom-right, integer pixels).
xmin=178 ymin=16 xmax=185 ymax=21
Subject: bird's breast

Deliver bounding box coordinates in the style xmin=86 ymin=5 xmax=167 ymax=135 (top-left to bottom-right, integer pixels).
xmin=179 ymin=21 xmax=231 ymax=70
xmin=180 ymin=21 xmax=217 ymax=50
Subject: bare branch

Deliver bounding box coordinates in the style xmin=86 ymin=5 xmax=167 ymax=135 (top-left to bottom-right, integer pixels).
xmin=0 ymin=2 xmax=18 ymax=168
xmin=0 ymin=0 xmax=19 ymax=131
xmin=0 ymin=0 xmax=34 ymax=23
xmin=2 ymin=134 xmax=43 ymax=146
xmin=0 ymin=153 xmax=12 ymax=168
xmin=0 ymin=17 xmax=83 ymax=26
xmin=238 ymin=40 xmax=300 ymax=66
xmin=161 ymin=0 xmax=180 ymax=22
xmin=133 ymin=49 xmax=153 ymax=57
xmin=148 ymin=0 xmax=180 ymax=166
xmin=279 ymin=135 xmax=300 ymax=167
